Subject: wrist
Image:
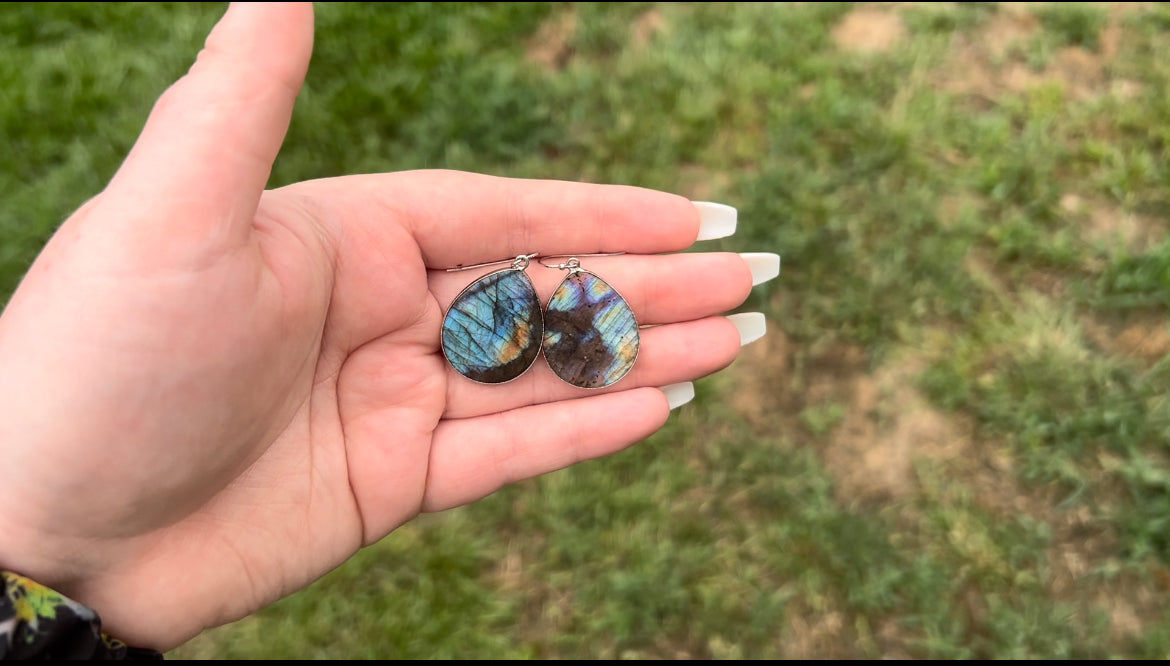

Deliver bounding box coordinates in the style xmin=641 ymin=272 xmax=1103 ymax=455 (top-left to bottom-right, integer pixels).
xmin=0 ymin=569 xmax=162 ymax=659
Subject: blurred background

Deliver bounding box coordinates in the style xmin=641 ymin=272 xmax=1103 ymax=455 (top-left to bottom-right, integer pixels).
xmin=3 ymin=1 xmax=1169 ymax=658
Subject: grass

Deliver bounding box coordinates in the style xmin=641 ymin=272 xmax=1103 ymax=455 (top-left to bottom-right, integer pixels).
xmin=2 ymin=1 xmax=1170 ymax=659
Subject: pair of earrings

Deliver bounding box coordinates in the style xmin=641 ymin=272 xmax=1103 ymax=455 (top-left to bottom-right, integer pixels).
xmin=441 ymin=253 xmax=639 ymax=389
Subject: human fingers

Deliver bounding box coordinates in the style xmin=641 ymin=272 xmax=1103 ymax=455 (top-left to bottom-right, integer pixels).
xmin=98 ymin=2 xmax=314 ymax=258
xmin=420 ymin=387 xmax=675 ymax=512
xmin=287 ymin=170 xmax=739 ymax=269
xmin=442 ymin=315 xmax=758 ymax=419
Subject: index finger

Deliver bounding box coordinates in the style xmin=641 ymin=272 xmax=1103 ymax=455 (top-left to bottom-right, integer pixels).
xmin=286 ymin=169 xmax=735 ymax=267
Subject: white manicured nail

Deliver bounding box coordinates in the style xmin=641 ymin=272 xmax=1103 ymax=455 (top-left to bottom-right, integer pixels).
xmin=661 ymin=382 xmax=695 ymax=410
xmin=693 ymin=202 xmax=737 ymax=240
xmin=740 ymin=252 xmax=781 ymax=286
xmin=727 ymin=312 xmax=766 ymax=346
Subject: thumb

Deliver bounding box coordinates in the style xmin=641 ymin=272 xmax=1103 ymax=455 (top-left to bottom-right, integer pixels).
xmin=100 ymin=2 xmax=314 ymax=249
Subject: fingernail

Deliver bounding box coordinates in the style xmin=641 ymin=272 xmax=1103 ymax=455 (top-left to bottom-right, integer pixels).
xmin=661 ymin=382 xmax=695 ymax=410
xmin=740 ymin=252 xmax=781 ymax=286
xmin=727 ymin=312 xmax=766 ymax=346
xmin=693 ymin=202 xmax=737 ymax=241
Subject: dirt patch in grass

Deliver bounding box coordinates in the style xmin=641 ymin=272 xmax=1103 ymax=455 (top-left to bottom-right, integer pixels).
xmin=937 ymin=192 xmax=983 ymax=229
xmin=937 ymin=3 xmax=1142 ymax=103
xmin=495 ymin=538 xmax=582 ymax=657
xmin=782 ymin=607 xmax=862 ymax=659
xmin=1061 ymin=194 xmax=1168 ymax=255
xmin=527 ymin=8 xmax=577 ymax=72
xmin=729 ymin=319 xmax=977 ymax=506
xmin=728 ymin=317 xmax=794 ymax=432
xmin=964 ymin=247 xmax=1014 ymax=297
xmin=828 ymin=355 xmax=973 ymax=505
xmin=986 ymin=4 xmax=1040 ymax=58
xmin=1083 ymin=555 xmax=1170 ymax=646
xmin=675 ymin=164 xmax=733 ymax=202
xmin=831 ymin=6 xmax=906 ymax=55
xmin=631 ymin=8 xmax=665 ymax=50
xmin=938 ymin=9 xmax=1036 ymax=102
xmin=1023 ymin=266 xmax=1074 ymax=302
xmin=1082 ymin=309 xmax=1170 ymax=366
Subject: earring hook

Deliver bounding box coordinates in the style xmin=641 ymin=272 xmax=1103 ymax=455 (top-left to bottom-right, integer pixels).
xmin=445 ymin=252 xmax=538 ymax=273
xmin=536 ymin=251 xmax=626 ymax=271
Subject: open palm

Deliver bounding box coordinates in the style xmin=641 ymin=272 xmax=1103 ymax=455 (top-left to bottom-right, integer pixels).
xmin=0 ymin=4 xmax=757 ymax=651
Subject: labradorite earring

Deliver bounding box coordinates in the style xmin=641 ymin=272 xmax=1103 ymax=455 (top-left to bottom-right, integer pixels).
xmin=441 ymin=253 xmax=543 ymax=384
xmin=539 ymin=255 xmax=639 ymax=389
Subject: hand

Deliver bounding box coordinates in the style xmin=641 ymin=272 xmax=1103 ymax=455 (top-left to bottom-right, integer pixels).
xmin=0 ymin=3 xmax=763 ymax=651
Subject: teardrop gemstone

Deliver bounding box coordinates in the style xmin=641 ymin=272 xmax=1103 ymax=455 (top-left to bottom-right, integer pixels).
xmin=543 ymin=270 xmax=639 ymax=388
xmin=442 ymin=268 xmax=544 ymax=384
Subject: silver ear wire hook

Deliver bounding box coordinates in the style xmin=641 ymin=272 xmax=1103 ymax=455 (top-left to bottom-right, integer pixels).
xmin=538 ymin=256 xmax=582 ymax=273
xmin=445 ymin=252 xmax=538 ymax=273
xmin=536 ymin=251 xmax=625 ymax=273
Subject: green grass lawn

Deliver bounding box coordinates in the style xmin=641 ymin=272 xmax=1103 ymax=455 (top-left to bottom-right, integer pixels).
xmin=3 ymin=1 xmax=1170 ymax=659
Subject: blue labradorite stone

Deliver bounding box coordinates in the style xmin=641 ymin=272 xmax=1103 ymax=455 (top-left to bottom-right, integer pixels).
xmin=442 ymin=268 xmax=544 ymax=384
xmin=543 ymin=270 xmax=639 ymax=388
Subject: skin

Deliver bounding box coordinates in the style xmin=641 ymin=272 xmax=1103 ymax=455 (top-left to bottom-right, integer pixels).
xmin=0 ymin=3 xmax=754 ymax=652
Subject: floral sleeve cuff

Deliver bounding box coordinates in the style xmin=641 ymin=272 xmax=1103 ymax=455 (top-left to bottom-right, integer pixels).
xmin=0 ymin=570 xmax=162 ymax=660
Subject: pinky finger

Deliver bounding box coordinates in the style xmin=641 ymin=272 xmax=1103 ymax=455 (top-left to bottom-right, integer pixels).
xmin=421 ymin=387 xmax=683 ymax=512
